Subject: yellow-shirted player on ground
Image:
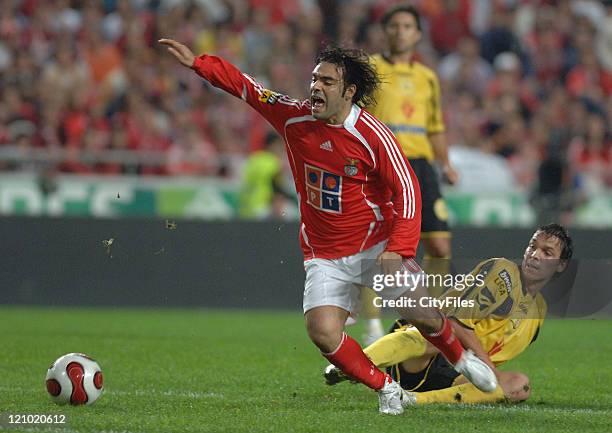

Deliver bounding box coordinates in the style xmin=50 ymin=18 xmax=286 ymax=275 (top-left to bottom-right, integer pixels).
xmin=326 ymin=224 xmax=573 ymax=405
xmin=359 ymin=5 xmax=459 ymax=345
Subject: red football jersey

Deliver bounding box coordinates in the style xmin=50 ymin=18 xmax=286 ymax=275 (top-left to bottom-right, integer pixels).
xmin=192 ymin=55 xmax=422 ymax=260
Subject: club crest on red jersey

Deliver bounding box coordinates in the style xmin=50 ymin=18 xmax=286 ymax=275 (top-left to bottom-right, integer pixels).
xmin=305 ymin=163 xmax=342 ymax=213
xmin=344 ymin=158 xmax=359 ymax=176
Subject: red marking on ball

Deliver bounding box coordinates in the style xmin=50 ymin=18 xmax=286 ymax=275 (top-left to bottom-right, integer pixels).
xmin=46 ymin=379 xmax=61 ymax=396
xmin=66 ymin=362 xmax=88 ymax=404
xmin=94 ymin=371 xmax=104 ymax=390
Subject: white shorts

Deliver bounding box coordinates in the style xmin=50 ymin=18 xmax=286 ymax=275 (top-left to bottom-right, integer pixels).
xmin=302 ymin=240 xmax=424 ymax=314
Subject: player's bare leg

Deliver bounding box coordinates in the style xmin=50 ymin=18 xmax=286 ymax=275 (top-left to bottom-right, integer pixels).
xmin=394 ymin=280 xmax=443 ymax=333
xmin=306 ymin=306 xmax=408 ymax=414
xmin=305 ymin=305 xmax=348 ymax=353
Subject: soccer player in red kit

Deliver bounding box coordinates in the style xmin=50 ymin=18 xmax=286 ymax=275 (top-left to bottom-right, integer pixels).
xmin=159 ymin=38 xmax=496 ymax=414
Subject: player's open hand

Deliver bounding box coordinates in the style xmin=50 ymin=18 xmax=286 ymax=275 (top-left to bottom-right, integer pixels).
xmin=442 ymin=163 xmax=459 ymax=185
xmin=158 ymin=38 xmax=195 ymax=68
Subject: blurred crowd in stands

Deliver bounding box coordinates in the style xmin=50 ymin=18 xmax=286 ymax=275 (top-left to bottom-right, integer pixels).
xmin=0 ymin=0 xmax=610 ymax=202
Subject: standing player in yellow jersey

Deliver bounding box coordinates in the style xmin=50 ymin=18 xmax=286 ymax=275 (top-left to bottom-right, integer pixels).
xmin=326 ymin=223 xmax=574 ymax=405
xmin=360 ymin=5 xmax=459 ymax=344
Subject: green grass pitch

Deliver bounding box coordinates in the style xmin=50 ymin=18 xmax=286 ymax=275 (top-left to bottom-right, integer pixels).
xmin=0 ymin=307 xmax=610 ymax=433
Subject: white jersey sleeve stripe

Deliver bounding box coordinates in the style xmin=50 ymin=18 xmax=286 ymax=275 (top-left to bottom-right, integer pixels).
xmin=361 ymin=115 xmax=410 ymax=218
xmin=362 ymin=111 xmax=416 ymax=219
xmin=362 ymin=113 xmax=415 ymax=218
xmin=242 ymin=74 xmax=264 ymax=95
xmin=366 ymin=112 xmax=416 ymax=219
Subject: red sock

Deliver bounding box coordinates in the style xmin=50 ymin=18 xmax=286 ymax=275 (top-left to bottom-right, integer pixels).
xmin=323 ymin=333 xmax=388 ymax=390
xmin=421 ymin=316 xmax=464 ymax=365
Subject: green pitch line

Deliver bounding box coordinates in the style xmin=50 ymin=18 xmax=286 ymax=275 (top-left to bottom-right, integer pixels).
xmin=0 ymin=307 xmax=610 ymax=433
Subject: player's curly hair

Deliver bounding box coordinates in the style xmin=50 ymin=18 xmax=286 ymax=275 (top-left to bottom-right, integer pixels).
xmin=315 ymin=45 xmax=380 ymax=108
xmin=538 ymin=223 xmax=573 ymax=261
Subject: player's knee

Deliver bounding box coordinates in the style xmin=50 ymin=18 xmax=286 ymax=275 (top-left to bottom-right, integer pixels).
xmin=503 ymin=372 xmax=531 ymax=402
xmin=408 ymin=315 xmax=443 ymax=335
xmin=306 ymin=321 xmax=343 ymax=353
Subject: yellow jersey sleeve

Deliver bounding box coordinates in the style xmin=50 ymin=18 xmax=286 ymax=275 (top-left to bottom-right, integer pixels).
xmin=426 ymin=73 xmax=445 ymax=135
xmin=442 ymin=258 xmax=522 ymax=329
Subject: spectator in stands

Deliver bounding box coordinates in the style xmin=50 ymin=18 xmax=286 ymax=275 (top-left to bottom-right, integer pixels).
xmin=479 ymin=4 xmax=526 ymax=67
xmin=597 ymin=3 xmax=612 ymax=71
xmin=524 ymin=6 xmax=565 ymax=90
xmin=569 ymin=112 xmax=612 ymax=189
xmin=484 ymin=51 xmax=538 ymax=125
xmin=566 ymin=49 xmax=612 ymax=99
xmin=438 ymin=36 xmax=492 ymax=97
xmin=0 ymin=0 xmax=609 ymax=206
xmin=428 ymin=0 xmax=471 ymax=56
xmin=167 ymin=124 xmax=218 ymax=176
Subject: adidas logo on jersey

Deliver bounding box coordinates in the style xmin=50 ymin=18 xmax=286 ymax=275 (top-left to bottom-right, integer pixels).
xmin=319 ymin=140 xmax=333 ymax=151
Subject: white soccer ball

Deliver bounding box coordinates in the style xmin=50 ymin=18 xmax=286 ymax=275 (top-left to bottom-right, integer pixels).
xmin=45 ymin=353 xmax=104 ymax=405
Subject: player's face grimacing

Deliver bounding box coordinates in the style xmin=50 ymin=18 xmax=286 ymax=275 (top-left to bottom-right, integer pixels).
xmin=310 ymin=62 xmax=355 ymax=124
xmin=521 ymin=231 xmax=567 ymax=283
xmin=384 ymin=11 xmax=422 ymax=55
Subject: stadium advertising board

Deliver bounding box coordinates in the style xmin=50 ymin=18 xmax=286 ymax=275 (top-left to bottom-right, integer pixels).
xmin=1 ymin=175 xmax=611 ymax=227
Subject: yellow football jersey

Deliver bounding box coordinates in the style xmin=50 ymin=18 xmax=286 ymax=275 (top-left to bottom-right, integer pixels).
xmin=442 ymin=258 xmax=547 ymax=365
xmin=368 ymin=54 xmax=445 ymax=162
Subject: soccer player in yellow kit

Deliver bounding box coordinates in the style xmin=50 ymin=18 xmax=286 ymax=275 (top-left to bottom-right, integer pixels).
xmin=359 ymin=5 xmax=460 ymax=344
xmin=326 ymin=224 xmax=574 ymax=405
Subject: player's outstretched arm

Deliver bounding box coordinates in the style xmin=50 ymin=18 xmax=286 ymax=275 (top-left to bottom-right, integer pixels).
xmin=158 ymin=38 xmax=306 ymax=133
xmin=159 ymin=38 xmax=195 ymax=68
